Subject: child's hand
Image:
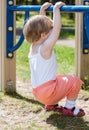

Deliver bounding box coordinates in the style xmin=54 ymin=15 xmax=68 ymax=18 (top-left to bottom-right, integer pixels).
xmin=40 ymin=2 xmax=52 ymax=15
xmin=54 ymin=2 xmax=65 ymax=9
xmin=41 ymin=2 xmax=52 ymax=10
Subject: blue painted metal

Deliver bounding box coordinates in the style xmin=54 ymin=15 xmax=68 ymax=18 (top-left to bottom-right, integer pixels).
xmin=6 ymin=0 xmax=89 ymax=58
xmin=6 ymin=0 xmax=14 ymax=58
xmin=8 ymin=5 xmax=89 ymax=12
xmin=9 ymin=11 xmax=29 ymax=52
xmin=6 ymin=0 xmax=29 ymax=58
xmin=83 ymin=0 xmax=89 ymax=54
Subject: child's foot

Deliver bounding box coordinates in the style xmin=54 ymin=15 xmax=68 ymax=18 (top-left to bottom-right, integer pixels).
xmin=45 ymin=105 xmax=85 ymax=117
xmin=45 ymin=104 xmax=63 ymax=113
xmin=60 ymin=107 xmax=85 ymax=117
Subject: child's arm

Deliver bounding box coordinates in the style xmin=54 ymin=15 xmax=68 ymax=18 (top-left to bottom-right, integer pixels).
xmin=40 ymin=2 xmax=52 ymax=15
xmin=41 ymin=2 xmax=65 ymax=58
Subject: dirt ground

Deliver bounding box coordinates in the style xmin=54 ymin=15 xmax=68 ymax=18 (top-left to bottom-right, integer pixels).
xmin=0 ymin=79 xmax=89 ymax=130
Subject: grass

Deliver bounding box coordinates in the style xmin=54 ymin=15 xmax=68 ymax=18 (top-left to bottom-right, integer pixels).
xmin=61 ymin=13 xmax=75 ymax=27
xmin=60 ymin=30 xmax=75 ymax=39
xmin=16 ymin=41 xmax=30 ymax=80
xmin=54 ymin=45 xmax=75 ymax=74
xmin=16 ymin=41 xmax=75 ymax=80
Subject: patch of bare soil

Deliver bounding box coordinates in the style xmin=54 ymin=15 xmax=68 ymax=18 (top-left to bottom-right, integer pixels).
xmin=0 ymin=80 xmax=89 ymax=130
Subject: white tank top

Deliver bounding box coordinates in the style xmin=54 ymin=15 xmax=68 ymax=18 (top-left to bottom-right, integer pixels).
xmin=28 ymin=46 xmax=57 ymax=88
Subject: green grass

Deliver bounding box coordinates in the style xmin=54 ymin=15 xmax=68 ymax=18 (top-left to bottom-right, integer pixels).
xmin=61 ymin=13 xmax=75 ymax=27
xmin=16 ymin=41 xmax=75 ymax=80
xmin=60 ymin=30 xmax=75 ymax=39
xmin=16 ymin=41 xmax=30 ymax=80
xmin=54 ymin=45 xmax=75 ymax=75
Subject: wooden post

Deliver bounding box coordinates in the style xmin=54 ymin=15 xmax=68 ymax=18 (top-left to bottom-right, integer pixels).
xmin=75 ymin=0 xmax=89 ymax=83
xmin=0 ymin=0 xmax=16 ymax=93
xmin=0 ymin=0 xmax=3 ymax=90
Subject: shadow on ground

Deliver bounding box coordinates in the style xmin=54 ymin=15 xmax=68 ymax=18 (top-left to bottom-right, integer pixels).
xmin=6 ymin=91 xmax=43 ymax=107
xmin=46 ymin=113 xmax=89 ymax=130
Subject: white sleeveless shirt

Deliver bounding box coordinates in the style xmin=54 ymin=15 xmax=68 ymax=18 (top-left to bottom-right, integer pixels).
xmin=28 ymin=46 xmax=57 ymax=88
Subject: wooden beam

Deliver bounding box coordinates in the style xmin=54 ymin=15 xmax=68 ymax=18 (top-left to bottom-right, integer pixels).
xmin=0 ymin=0 xmax=3 ymax=90
xmin=75 ymin=0 xmax=89 ymax=83
xmin=0 ymin=0 xmax=16 ymax=93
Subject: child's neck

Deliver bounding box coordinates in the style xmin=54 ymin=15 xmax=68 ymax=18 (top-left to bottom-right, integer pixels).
xmin=31 ymin=38 xmax=44 ymax=55
xmin=33 ymin=37 xmax=46 ymax=46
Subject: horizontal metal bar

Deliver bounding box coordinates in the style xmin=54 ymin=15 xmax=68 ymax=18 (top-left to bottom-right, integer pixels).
xmin=8 ymin=5 xmax=89 ymax=12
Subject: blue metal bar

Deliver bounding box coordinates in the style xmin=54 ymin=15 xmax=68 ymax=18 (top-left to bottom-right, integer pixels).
xmin=6 ymin=0 xmax=89 ymax=58
xmin=8 ymin=5 xmax=89 ymax=12
xmin=83 ymin=0 xmax=89 ymax=54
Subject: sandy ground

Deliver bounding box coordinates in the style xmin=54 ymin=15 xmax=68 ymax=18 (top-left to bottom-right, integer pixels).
xmin=0 ymin=79 xmax=89 ymax=130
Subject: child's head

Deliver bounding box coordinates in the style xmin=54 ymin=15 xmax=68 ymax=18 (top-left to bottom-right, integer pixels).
xmin=23 ymin=15 xmax=53 ymax=43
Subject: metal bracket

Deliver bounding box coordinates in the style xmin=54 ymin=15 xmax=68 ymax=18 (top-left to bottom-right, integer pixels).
xmin=6 ymin=0 xmax=29 ymax=58
xmin=6 ymin=0 xmax=14 ymax=58
xmin=83 ymin=0 xmax=89 ymax=54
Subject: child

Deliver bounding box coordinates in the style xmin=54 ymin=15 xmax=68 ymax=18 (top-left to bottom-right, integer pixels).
xmin=23 ymin=2 xmax=85 ymax=117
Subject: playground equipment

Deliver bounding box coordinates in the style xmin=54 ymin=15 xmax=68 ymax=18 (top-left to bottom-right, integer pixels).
xmin=0 ymin=0 xmax=89 ymax=92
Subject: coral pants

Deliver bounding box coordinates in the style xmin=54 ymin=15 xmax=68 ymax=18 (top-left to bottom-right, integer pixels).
xmin=32 ymin=75 xmax=83 ymax=105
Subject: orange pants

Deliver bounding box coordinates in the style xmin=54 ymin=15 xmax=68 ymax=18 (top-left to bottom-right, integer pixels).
xmin=32 ymin=75 xmax=83 ymax=105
